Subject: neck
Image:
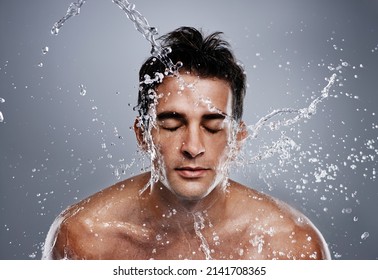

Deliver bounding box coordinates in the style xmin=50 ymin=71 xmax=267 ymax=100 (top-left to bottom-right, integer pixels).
xmin=143 ymin=178 xmax=228 ymax=229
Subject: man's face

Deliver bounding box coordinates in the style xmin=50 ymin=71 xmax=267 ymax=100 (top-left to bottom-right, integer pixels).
xmin=148 ymin=73 xmax=236 ymax=201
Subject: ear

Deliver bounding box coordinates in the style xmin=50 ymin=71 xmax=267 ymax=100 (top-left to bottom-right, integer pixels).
xmin=134 ymin=118 xmax=148 ymax=152
xmin=235 ymin=120 xmax=248 ymax=150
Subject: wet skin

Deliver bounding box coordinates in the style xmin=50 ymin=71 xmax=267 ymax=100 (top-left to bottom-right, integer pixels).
xmin=43 ymin=74 xmax=331 ymax=260
xmin=149 ymin=74 xmax=236 ymax=202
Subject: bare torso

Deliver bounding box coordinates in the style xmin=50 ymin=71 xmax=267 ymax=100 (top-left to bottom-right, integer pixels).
xmin=43 ymin=172 xmax=330 ymax=260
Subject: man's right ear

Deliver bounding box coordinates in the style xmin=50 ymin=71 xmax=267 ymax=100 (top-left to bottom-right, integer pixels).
xmin=134 ymin=118 xmax=148 ymax=152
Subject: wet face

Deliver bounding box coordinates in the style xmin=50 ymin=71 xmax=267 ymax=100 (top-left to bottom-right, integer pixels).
xmin=148 ymin=73 xmax=237 ymax=201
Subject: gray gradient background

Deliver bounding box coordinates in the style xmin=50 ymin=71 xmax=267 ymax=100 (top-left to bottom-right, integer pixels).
xmin=1 ymin=0 xmax=377 ymax=259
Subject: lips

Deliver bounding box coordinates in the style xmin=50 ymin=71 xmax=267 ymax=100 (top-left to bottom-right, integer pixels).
xmin=175 ymin=166 xmax=210 ymax=178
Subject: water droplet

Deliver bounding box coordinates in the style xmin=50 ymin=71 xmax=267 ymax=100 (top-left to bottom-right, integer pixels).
xmin=0 ymin=97 xmax=5 ymax=103
xmin=155 ymin=234 xmax=162 ymax=241
xmin=42 ymin=46 xmax=49 ymax=54
xmin=79 ymin=84 xmax=86 ymax=96
xmin=341 ymin=208 xmax=352 ymax=214
xmin=334 ymin=252 xmax=342 ymax=259
xmin=37 ymin=62 xmax=43 ymax=67
xmin=51 ymin=23 xmax=60 ymax=35
xmin=361 ymin=232 xmax=369 ymax=240
xmin=0 ymin=111 xmax=4 ymax=123
xmin=29 ymin=252 xmax=37 ymax=259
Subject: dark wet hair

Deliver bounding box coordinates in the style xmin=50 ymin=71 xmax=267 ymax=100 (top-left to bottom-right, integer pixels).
xmin=137 ymin=26 xmax=246 ymax=123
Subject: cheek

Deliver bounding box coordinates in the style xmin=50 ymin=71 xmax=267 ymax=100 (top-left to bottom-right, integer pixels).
xmin=152 ymin=130 xmax=182 ymax=153
xmin=206 ymin=131 xmax=229 ymax=147
xmin=215 ymin=132 xmax=236 ymax=157
xmin=159 ymin=142 xmax=181 ymax=157
xmin=214 ymin=144 xmax=231 ymax=160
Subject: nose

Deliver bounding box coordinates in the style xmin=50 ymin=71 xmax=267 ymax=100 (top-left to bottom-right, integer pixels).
xmin=181 ymin=126 xmax=205 ymax=159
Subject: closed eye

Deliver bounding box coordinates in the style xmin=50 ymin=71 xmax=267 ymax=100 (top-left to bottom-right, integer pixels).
xmin=157 ymin=111 xmax=185 ymax=132
xmin=162 ymin=126 xmax=181 ymax=132
xmin=204 ymin=127 xmax=222 ymax=134
xmin=202 ymin=118 xmax=225 ymax=134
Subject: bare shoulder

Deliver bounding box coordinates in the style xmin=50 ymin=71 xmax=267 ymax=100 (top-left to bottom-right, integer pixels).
xmin=42 ymin=173 xmax=150 ymax=259
xmin=228 ymin=181 xmax=331 ymax=260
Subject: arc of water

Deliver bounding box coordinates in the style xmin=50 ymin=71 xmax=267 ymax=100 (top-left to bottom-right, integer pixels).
xmin=112 ymin=0 xmax=181 ymax=74
xmin=51 ymin=0 xmax=179 ymax=74
xmin=249 ymin=73 xmax=337 ymax=139
xmin=245 ymin=73 xmax=337 ymax=165
xmin=51 ymin=0 xmax=86 ymax=35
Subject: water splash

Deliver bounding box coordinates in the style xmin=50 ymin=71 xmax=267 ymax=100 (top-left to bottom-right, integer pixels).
xmin=249 ymin=73 xmax=337 ymax=140
xmin=52 ymin=0 xmax=181 ymax=74
xmin=111 ymin=0 xmax=182 ymax=74
xmin=246 ymin=73 xmax=337 ymax=164
xmin=193 ymin=212 xmax=212 ymax=260
xmin=51 ymin=0 xmax=86 ymax=35
xmin=249 ymin=235 xmax=265 ymax=254
xmin=46 ymin=0 xmax=377 ymax=261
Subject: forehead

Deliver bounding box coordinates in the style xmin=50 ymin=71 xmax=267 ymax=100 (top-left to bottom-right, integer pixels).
xmin=155 ymin=74 xmax=232 ymax=115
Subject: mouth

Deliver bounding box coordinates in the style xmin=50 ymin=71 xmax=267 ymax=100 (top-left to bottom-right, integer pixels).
xmin=175 ymin=166 xmax=210 ymax=178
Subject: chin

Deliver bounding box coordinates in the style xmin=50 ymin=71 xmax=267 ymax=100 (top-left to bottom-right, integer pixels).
xmin=174 ymin=190 xmax=211 ymax=202
xmin=166 ymin=179 xmax=219 ymax=202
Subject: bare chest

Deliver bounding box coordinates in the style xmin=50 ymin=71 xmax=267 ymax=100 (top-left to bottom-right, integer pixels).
xmin=87 ymin=224 xmax=269 ymax=260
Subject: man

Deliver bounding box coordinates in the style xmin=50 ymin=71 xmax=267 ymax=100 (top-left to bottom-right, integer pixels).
xmin=42 ymin=27 xmax=330 ymax=260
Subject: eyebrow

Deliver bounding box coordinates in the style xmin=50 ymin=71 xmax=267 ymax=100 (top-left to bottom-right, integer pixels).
xmin=202 ymin=113 xmax=227 ymax=120
xmin=156 ymin=111 xmax=186 ymax=121
xmin=156 ymin=111 xmax=227 ymax=121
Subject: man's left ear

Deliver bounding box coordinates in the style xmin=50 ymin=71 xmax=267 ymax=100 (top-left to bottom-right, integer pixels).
xmin=134 ymin=118 xmax=148 ymax=152
xmin=236 ymin=121 xmax=248 ymax=141
xmin=236 ymin=121 xmax=248 ymax=150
